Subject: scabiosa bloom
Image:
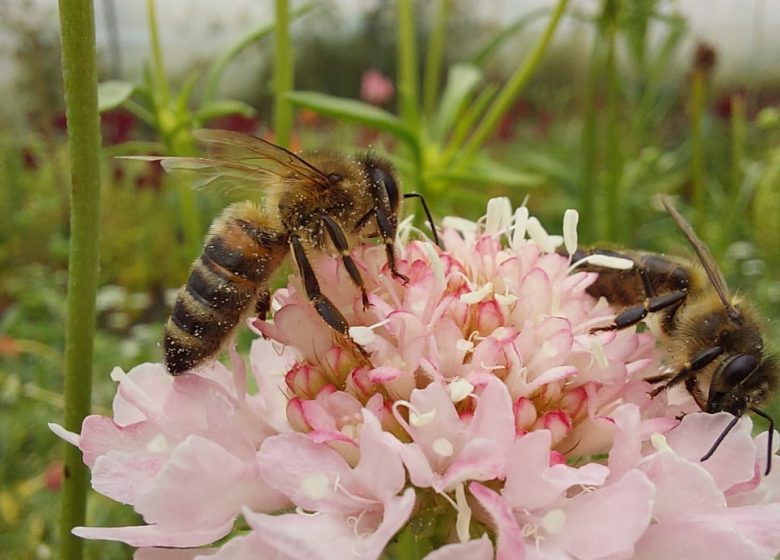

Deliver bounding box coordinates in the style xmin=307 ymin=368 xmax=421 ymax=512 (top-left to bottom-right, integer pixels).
xmin=53 ymin=198 xmax=780 ymax=559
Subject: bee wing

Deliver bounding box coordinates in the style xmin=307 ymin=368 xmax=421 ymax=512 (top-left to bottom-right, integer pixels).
xmin=661 ymin=196 xmax=734 ymax=312
xmin=193 ymin=129 xmax=331 ymax=186
xmin=119 ymin=129 xmax=331 ymax=196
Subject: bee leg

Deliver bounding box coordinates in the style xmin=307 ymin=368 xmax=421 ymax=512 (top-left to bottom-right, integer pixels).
xmin=594 ymin=290 xmax=688 ymax=332
xmin=255 ymin=288 xmax=270 ymax=320
xmin=374 ymin=206 xmax=409 ymax=284
xmin=289 ymin=234 xmax=371 ymax=360
xmin=648 ymin=345 xmax=723 ymax=398
xmin=403 ymin=192 xmax=441 ymax=247
xmin=321 ymin=213 xmax=371 ymax=310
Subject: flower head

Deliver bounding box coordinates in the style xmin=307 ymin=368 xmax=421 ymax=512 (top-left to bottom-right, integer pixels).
xmin=54 ymin=198 xmax=780 ymax=558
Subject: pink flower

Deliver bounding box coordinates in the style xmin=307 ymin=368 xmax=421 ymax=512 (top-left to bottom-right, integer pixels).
xmin=360 ymin=69 xmax=394 ymax=105
xmin=54 ymin=198 xmax=780 ymax=558
xmin=50 ymin=349 xmax=292 ymax=547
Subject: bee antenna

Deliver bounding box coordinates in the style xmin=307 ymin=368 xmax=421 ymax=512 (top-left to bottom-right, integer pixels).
xmin=750 ymin=406 xmax=774 ymax=476
xmin=403 ymin=192 xmax=441 ymax=248
xmin=700 ymin=414 xmax=740 ymax=463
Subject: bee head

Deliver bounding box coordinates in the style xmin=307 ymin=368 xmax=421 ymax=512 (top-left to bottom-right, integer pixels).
xmin=706 ymin=353 xmax=775 ymax=414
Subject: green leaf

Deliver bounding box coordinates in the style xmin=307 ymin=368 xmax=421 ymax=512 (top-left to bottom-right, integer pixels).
xmin=469 ymin=7 xmax=551 ymax=67
xmin=285 ymin=91 xmax=417 ymax=148
xmin=97 ymin=80 xmax=135 ymax=112
xmin=430 ymin=64 xmax=482 ymax=141
xmin=430 ymin=156 xmax=543 ymax=188
xmin=192 ymin=100 xmax=257 ymax=124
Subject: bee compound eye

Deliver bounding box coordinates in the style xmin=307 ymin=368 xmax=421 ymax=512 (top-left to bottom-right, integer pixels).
xmin=721 ymin=354 xmax=759 ymax=386
xmin=327 ymin=173 xmax=343 ymax=184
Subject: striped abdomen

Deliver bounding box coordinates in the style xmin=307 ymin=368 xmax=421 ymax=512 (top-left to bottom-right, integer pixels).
xmin=164 ymin=202 xmax=288 ymax=374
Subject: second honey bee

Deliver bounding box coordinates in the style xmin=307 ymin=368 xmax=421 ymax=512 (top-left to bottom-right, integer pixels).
xmin=572 ymin=198 xmax=776 ymax=473
xmin=138 ymin=129 xmax=438 ymax=376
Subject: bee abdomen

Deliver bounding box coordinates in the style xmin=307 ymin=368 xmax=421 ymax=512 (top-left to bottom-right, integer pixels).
xmin=164 ymin=207 xmax=288 ymax=375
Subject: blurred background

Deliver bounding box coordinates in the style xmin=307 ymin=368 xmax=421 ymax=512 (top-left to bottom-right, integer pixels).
xmin=2 ymin=0 xmax=780 ymax=557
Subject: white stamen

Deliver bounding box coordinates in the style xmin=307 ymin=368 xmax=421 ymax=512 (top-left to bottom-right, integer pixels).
xmin=495 ymin=291 xmax=518 ymax=306
xmin=301 ymin=472 xmax=332 ymax=501
xmin=460 ymin=282 xmax=494 ymax=304
xmin=410 ymin=409 xmax=436 ymax=427
xmin=448 ymin=378 xmax=474 ymax=403
xmin=455 ymin=483 xmax=472 ymax=543
xmin=651 ymin=433 xmax=672 ymax=452
xmin=442 ymin=216 xmax=478 ymax=234
xmin=512 ymin=207 xmax=530 ymax=248
xmin=456 ymin=338 xmax=474 ymax=354
xmin=349 ymin=326 xmax=376 ymax=345
xmin=348 ymin=318 xmax=391 ymax=345
xmin=541 ymin=509 xmax=566 ymax=535
xmin=109 ymin=367 xmax=125 ymax=383
xmin=146 ymin=433 xmax=169 ymax=454
xmin=527 ymin=217 xmax=555 ymax=253
xmin=485 ymin=197 xmax=513 ymax=235
xmin=590 ymin=336 xmax=609 ymax=370
xmin=563 ymin=209 xmax=579 ymax=256
xmin=581 ymin=254 xmax=635 ymax=270
xmin=423 ymin=242 xmax=445 ymax=290
xmin=432 ymin=437 xmax=454 ymax=457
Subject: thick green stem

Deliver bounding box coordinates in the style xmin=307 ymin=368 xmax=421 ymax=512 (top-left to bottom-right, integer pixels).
xmin=462 ymin=0 xmax=570 ymax=158
xmin=397 ymin=0 xmax=419 ymax=130
xmin=145 ymin=0 xmax=170 ymax=106
xmin=274 ymin=0 xmax=293 ymax=147
xmin=690 ymin=70 xmax=707 ymax=230
xmin=603 ymin=24 xmax=622 ymax=241
xmin=730 ymin=94 xmax=746 ymax=206
xmin=57 ymin=0 xmax=103 ymax=558
xmin=422 ymin=0 xmax=449 ymax=118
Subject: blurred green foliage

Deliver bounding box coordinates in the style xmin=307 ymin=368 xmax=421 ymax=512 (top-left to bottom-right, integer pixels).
xmin=2 ymin=0 xmax=780 ymax=558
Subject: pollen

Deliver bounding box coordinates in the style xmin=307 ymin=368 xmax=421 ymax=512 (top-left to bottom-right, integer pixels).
xmin=541 ymin=508 xmax=566 ymax=535
xmin=300 ymin=472 xmax=333 ymax=501
xmin=432 ymin=437 xmax=454 ymax=457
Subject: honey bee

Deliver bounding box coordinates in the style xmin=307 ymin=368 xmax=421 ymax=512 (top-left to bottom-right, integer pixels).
xmin=571 ymin=197 xmax=776 ymax=474
xmin=134 ymin=129 xmax=439 ymax=376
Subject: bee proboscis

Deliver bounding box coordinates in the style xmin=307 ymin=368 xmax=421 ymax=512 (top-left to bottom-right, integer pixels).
xmin=572 ymin=197 xmax=776 ymax=474
xmin=128 ymin=129 xmax=439 ymax=376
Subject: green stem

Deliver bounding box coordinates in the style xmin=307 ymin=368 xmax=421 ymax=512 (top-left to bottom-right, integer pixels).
xmin=145 ymin=0 xmax=170 ymax=106
xmin=730 ymin=94 xmax=746 ymax=206
xmin=274 ymin=0 xmax=293 ymax=147
xmin=422 ymin=0 xmax=449 ymax=118
xmin=204 ymin=3 xmax=314 ymax=103
xmin=57 ymin=0 xmax=103 ymax=558
xmin=462 ymin=0 xmax=570 ymax=158
xmin=397 ymin=0 xmax=419 ymax=130
xmin=603 ymin=24 xmax=622 ymax=241
xmin=579 ymin=38 xmax=600 ymax=241
xmin=690 ymin=70 xmax=706 ymax=230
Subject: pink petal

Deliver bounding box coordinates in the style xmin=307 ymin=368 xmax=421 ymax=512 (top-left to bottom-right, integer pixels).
xmin=73 ymin=519 xmax=234 ymax=548
xmin=469 ymin=482 xmax=526 ymax=560
xmin=439 ymin=439 xmax=506 ymax=491
xmin=502 ymin=430 xmax=608 ymax=510
xmin=91 ymin=450 xmax=167 ymax=504
xmin=665 ymin=412 xmax=756 ymax=491
xmin=134 ymin=547 xmax=216 ymax=559
xmin=257 ymin=433 xmax=352 ymax=511
xmin=242 ymin=489 xmax=416 ymax=560
xmin=638 ymin=449 xmax=725 ymax=518
xmin=466 ymin=377 xmax=515 ymax=447
xmin=351 ymin=411 xmax=406 ymax=502
xmin=558 ymin=469 xmax=654 ymax=558
xmin=422 ymin=535 xmax=494 ymax=560
xmin=135 ymin=436 xmax=287 ymax=530
xmin=111 ymin=363 xmax=173 ymax=426
xmin=634 ymin=520 xmax=768 ymax=560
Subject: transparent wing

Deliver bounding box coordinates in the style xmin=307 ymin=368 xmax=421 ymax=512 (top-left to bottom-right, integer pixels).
xmin=661 ymin=196 xmax=733 ymax=311
xmin=118 ymin=129 xmax=330 ymax=195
